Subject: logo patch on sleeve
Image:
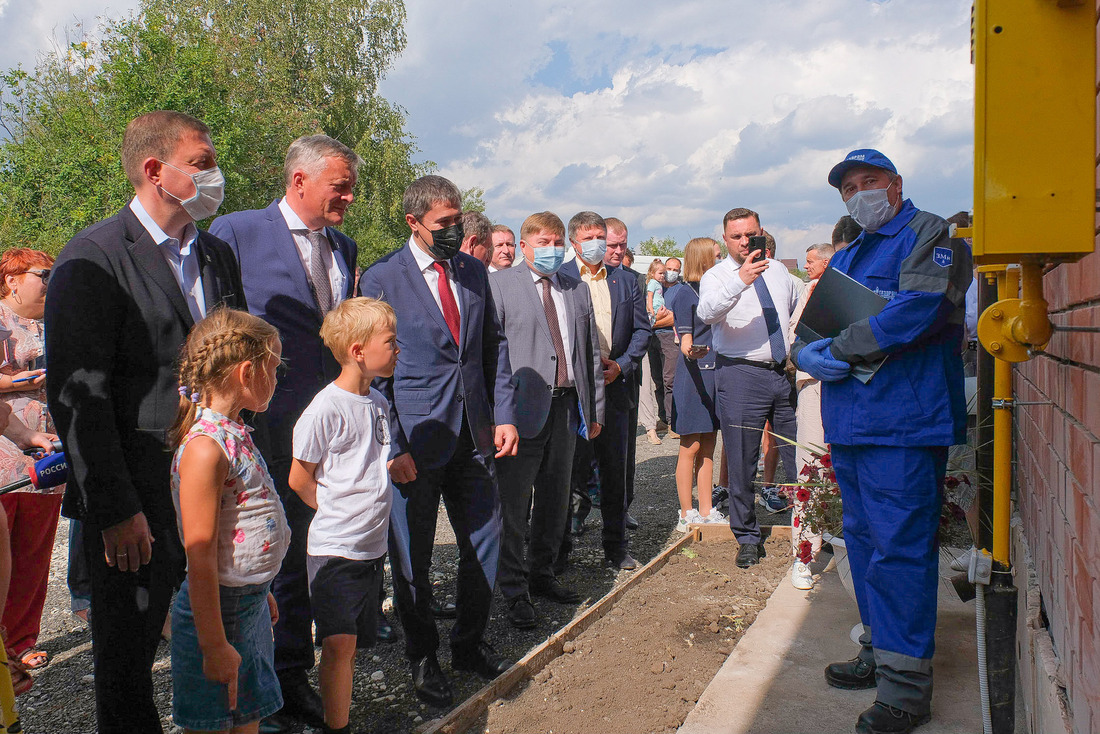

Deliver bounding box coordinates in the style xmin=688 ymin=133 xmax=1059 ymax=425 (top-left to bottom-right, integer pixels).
xmin=933 ymin=246 xmax=953 ymax=268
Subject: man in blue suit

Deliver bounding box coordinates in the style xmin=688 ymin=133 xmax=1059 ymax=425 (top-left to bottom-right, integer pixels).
xmin=358 ymin=175 xmax=518 ymax=707
xmin=560 ymin=212 xmax=650 ymax=569
xmin=209 ymin=134 xmax=360 ymax=732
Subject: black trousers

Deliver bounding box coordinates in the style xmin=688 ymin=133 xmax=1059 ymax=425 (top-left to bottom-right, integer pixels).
xmin=84 ymin=521 xmax=181 ymax=733
xmin=496 ymin=391 xmax=578 ymax=601
xmin=593 ymin=395 xmax=632 ymax=561
xmin=388 ymin=420 xmax=501 ymax=660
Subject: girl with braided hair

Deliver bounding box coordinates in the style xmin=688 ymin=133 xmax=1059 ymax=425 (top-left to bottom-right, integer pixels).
xmin=168 ymin=308 xmax=291 ymax=734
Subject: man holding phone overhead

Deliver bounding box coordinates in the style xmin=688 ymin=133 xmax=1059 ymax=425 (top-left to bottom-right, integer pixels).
xmin=697 ymin=208 xmax=799 ymax=569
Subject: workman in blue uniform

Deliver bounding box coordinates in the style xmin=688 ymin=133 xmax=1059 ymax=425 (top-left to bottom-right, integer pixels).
xmin=792 ymin=149 xmax=972 ymax=734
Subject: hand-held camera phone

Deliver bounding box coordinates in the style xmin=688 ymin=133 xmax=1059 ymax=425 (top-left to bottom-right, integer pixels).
xmin=747 ymin=236 xmax=767 ymax=260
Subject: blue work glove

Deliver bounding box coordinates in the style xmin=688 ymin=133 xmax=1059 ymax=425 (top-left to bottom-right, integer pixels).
xmin=798 ymin=338 xmax=851 ymax=382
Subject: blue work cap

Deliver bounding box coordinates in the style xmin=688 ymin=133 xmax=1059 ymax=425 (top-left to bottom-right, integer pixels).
xmin=828 ymin=149 xmax=898 ymax=189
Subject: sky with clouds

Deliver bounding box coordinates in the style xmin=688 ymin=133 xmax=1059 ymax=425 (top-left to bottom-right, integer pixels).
xmin=0 ymin=0 xmax=975 ymax=263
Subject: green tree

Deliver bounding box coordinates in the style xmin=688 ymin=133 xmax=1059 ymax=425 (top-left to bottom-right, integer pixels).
xmin=0 ymin=0 xmax=428 ymax=265
xmin=638 ymin=235 xmax=682 ymax=257
xmin=461 ymin=186 xmax=486 ymax=213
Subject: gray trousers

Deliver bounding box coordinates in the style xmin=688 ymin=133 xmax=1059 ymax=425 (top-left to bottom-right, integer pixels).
xmin=496 ymin=391 xmax=578 ymax=601
xmin=715 ymin=359 xmax=798 ymax=545
xmin=657 ymin=329 xmax=679 ymax=424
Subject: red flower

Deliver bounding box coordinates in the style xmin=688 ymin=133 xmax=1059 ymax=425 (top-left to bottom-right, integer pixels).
xmin=944 ymin=476 xmax=959 ymax=490
xmin=798 ymin=540 xmax=813 ymax=564
xmin=824 ymin=470 xmax=836 ymax=483
xmin=800 ymin=465 xmax=813 ymax=478
xmin=962 ymin=475 xmax=972 ymax=486
xmin=795 ymin=487 xmax=811 ymax=503
xmin=793 ymin=516 xmax=801 ymax=528
xmin=819 ymin=454 xmax=833 ymax=469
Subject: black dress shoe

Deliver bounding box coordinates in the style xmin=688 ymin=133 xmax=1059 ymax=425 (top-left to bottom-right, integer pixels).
xmin=259 ymin=711 xmax=301 ymax=734
xmin=825 ymin=655 xmax=878 ymax=690
xmin=411 ymin=654 xmax=454 ymax=706
xmin=452 ymin=641 xmax=513 ymax=679
xmin=376 ymin=610 xmax=401 ymax=643
xmin=735 ymin=542 xmax=765 ymax=568
xmin=624 ymin=512 xmax=639 ymax=530
xmin=855 ymin=701 xmax=931 ymax=734
xmin=530 ymin=577 xmax=581 ymax=603
xmin=430 ymin=598 xmax=458 ymax=619
xmin=278 ymin=676 xmax=325 ymax=728
xmin=605 ymin=553 xmax=639 ymax=570
xmin=507 ymin=598 xmax=537 ymax=629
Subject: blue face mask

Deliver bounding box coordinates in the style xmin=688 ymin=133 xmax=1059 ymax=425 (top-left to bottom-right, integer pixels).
xmin=530 ymin=245 xmax=565 ymax=275
xmin=576 ymin=238 xmax=607 ymax=265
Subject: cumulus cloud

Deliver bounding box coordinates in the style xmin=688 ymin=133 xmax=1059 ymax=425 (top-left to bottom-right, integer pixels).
xmin=2 ymin=0 xmax=975 ymax=262
xmin=386 ymin=0 xmax=975 ymax=261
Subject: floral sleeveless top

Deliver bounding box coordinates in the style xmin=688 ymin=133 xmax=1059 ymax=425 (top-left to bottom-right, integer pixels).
xmin=171 ymin=407 xmax=290 ymax=587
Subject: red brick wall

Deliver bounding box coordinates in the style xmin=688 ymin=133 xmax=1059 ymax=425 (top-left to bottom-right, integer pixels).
xmin=1011 ymin=13 xmax=1100 ymax=726
xmin=1014 ymin=248 xmax=1100 ymax=733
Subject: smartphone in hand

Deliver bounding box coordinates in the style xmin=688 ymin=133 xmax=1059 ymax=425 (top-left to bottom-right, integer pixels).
xmin=747 ymin=236 xmax=767 ymax=261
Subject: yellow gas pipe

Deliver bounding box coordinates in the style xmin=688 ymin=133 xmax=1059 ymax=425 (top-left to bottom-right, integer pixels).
xmin=975 ymin=262 xmax=1050 ymax=565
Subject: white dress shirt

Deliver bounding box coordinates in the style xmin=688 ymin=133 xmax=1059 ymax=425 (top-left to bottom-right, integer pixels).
xmin=527 ymin=265 xmax=576 ymax=386
xmin=278 ymin=197 xmax=349 ymax=305
xmin=129 ymin=197 xmax=206 ymax=323
xmin=407 ymin=236 xmax=463 ymax=320
xmin=697 ymin=256 xmax=799 ymax=362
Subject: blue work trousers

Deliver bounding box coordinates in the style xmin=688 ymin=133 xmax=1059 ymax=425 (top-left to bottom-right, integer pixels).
xmin=831 ymin=444 xmax=947 ymax=716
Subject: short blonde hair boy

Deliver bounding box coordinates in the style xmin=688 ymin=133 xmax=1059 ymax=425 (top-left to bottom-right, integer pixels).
xmin=319 ymin=297 xmax=396 ymax=362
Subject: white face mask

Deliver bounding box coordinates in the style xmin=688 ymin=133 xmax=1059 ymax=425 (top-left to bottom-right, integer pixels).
xmin=845 ymin=185 xmax=897 ymax=233
xmin=159 ymin=161 xmax=226 ymax=221
xmin=665 ymin=269 xmax=680 ymax=282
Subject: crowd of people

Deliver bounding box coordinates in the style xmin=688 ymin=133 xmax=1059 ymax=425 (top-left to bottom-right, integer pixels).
xmin=0 ymin=109 xmax=973 ymax=734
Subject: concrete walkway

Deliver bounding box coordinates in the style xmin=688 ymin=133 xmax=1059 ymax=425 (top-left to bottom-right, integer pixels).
xmin=680 ymin=552 xmax=984 ymax=734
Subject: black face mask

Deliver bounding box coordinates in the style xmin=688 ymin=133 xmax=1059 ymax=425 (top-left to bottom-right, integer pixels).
xmin=422 ymin=221 xmax=464 ymax=260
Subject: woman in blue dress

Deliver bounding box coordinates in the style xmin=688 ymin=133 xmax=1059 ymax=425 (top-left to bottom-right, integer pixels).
xmin=668 ymin=238 xmax=727 ymax=531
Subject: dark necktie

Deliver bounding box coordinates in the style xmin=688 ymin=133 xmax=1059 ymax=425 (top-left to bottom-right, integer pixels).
xmin=753 ymin=275 xmax=787 ymax=363
xmin=539 ymin=277 xmax=569 ymax=387
xmin=432 ymin=261 xmax=461 ymax=345
xmin=306 ymin=230 xmax=334 ymax=314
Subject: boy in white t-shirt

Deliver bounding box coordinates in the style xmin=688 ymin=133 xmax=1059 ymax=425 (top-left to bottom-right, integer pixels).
xmin=289 ymin=297 xmax=398 ymax=734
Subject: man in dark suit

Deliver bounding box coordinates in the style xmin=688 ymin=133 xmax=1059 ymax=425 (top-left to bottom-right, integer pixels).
xmin=45 ymin=110 xmax=246 ymax=733
xmin=358 ymin=175 xmax=518 ymax=707
xmin=209 ymin=134 xmax=359 ymax=732
xmin=488 ymin=211 xmax=605 ymax=629
xmin=560 ymin=212 xmax=650 ymax=570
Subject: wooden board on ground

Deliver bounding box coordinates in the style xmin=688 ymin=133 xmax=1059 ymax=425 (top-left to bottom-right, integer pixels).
xmin=418 ymin=530 xmax=701 ymax=734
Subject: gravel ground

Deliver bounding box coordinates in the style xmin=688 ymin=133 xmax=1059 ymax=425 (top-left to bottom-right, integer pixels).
xmin=20 ymin=427 xmax=792 ymax=733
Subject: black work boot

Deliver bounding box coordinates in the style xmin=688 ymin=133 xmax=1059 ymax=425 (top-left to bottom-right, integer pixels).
xmin=824 ymin=655 xmax=877 ymax=689
xmin=855 ymin=701 xmax=931 ymax=733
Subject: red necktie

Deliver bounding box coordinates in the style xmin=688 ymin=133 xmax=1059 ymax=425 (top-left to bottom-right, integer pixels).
xmin=432 ymin=261 xmax=461 ymax=345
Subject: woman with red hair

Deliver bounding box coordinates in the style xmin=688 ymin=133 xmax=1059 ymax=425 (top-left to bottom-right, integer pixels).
xmin=0 ymin=247 xmax=62 ymax=672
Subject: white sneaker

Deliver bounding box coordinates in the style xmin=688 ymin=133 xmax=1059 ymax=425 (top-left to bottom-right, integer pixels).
xmin=791 ymin=561 xmax=814 ymax=590
xmin=676 ymin=509 xmax=703 ymax=532
xmin=702 ymin=508 xmax=727 ymax=524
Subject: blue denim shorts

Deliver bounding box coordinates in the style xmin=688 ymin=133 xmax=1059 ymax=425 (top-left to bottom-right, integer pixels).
xmin=171 ymin=578 xmax=282 ymax=730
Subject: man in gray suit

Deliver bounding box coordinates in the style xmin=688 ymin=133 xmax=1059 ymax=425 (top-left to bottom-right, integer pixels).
xmin=489 ymin=211 xmax=605 ymax=629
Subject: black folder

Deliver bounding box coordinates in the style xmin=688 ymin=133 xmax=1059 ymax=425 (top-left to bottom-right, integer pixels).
xmin=794 ymin=266 xmax=888 ymax=384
